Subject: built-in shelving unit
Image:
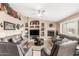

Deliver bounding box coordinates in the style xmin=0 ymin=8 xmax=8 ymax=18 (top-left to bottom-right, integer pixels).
xmin=30 ymin=20 xmax=40 ymax=29
xmin=24 ymin=19 xmax=46 ymax=39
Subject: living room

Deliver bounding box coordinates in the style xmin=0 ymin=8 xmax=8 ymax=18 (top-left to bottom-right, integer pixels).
xmin=0 ymin=3 xmax=79 ymax=56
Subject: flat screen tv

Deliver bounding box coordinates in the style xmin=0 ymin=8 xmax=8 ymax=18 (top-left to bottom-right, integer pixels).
xmin=30 ymin=30 xmax=39 ymax=35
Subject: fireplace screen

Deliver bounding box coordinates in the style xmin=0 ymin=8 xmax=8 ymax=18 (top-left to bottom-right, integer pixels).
xmin=48 ymin=30 xmax=54 ymax=36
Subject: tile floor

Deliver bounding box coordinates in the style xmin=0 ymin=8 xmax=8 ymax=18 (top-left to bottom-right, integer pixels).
xmin=33 ymin=50 xmax=41 ymax=56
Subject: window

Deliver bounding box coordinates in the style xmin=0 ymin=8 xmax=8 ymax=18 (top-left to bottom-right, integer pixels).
xmin=60 ymin=20 xmax=78 ymax=36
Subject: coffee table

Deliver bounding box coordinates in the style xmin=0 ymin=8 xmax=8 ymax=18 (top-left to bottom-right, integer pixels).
xmin=76 ymin=45 xmax=79 ymax=56
xmin=32 ymin=50 xmax=41 ymax=56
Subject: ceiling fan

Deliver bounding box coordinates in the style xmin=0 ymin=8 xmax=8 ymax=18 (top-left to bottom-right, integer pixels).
xmin=36 ymin=9 xmax=46 ymax=16
xmin=30 ymin=8 xmax=46 ymax=17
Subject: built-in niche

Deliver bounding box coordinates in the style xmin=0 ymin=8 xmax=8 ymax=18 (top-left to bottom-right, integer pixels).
xmin=25 ymin=23 xmax=28 ymax=27
xmin=41 ymin=23 xmax=45 ymax=36
xmin=30 ymin=20 xmax=40 ymax=29
xmin=41 ymin=23 xmax=44 ymax=27
xmin=41 ymin=32 xmax=44 ymax=36
xmin=49 ymin=23 xmax=53 ymax=27
xmin=30 ymin=20 xmax=39 ymax=25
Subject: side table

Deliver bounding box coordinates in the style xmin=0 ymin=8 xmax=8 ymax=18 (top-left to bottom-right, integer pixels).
xmin=75 ymin=45 xmax=79 ymax=56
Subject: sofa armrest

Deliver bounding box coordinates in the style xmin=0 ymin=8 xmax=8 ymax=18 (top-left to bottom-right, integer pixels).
xmin=24 ymin=48 xmax=32 ymax=56
xmin=41 ymin=48 xmax=50 ymax=56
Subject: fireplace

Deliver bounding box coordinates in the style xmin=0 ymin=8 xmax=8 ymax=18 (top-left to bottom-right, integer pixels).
xmin=47 ymin=30 xmax=55 ymax=37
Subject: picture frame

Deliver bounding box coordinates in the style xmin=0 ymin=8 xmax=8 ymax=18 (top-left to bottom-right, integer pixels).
xmin=16 ymin=24 xmax=20 ymax=29
xmin=4 ymin=21 xmax=15 ymax=30
xmin=25 ymin=23 xmax=28 ymax=27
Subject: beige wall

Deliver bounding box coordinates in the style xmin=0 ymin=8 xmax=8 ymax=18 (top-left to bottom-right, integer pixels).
xmin=0 ymin=11 xmax=25 ymax=38
xmin=59 ymin=12 xmax=79 ymax=23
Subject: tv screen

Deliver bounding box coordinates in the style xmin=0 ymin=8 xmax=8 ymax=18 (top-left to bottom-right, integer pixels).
xmin=30 ymin=30 xmax=39 ymax=35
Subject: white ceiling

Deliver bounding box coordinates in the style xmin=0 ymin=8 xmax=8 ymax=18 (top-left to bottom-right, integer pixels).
xmin=9 ymin=3 xmax=79 ymax=22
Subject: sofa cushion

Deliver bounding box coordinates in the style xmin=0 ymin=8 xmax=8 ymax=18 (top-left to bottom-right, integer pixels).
xmin=56 ymin=36 xmax=62 ymax=40
xmin=62 ymin=38 xmax=70 ymax=43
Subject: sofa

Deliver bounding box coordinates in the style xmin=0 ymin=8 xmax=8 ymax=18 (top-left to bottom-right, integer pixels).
xmin=41 ymin=37 xmax=78 ymax=56
xmin=0 ymin=34 xmax=32 ymax=56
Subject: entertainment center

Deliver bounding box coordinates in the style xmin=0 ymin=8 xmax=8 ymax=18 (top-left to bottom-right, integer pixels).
xmin=25 ymin=17 xmax=57 ymax=41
